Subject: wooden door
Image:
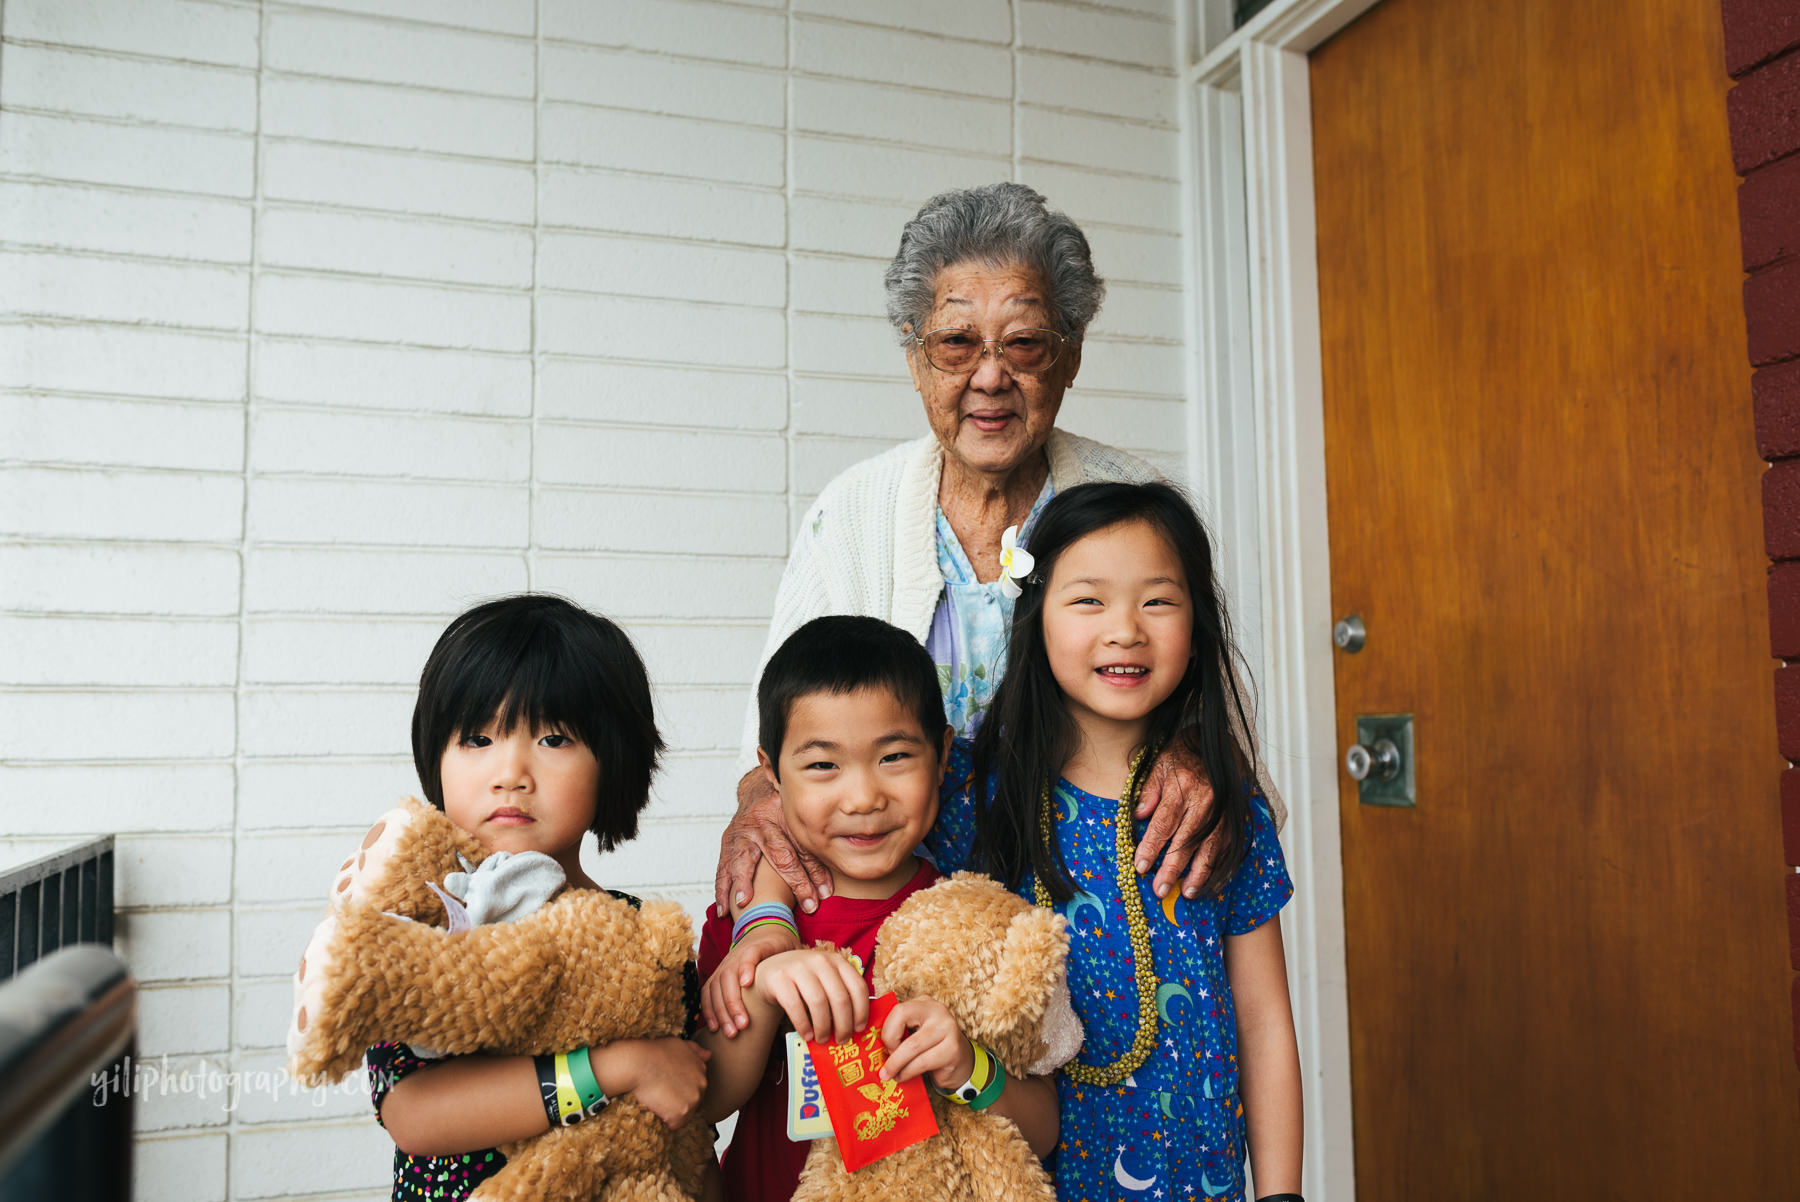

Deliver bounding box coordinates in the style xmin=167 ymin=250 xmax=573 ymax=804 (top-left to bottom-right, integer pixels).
xmin=1312 ymin=0 xmax=1799 ymax=1196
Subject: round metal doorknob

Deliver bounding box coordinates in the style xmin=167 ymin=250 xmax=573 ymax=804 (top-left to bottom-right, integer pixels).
xmin=1333 ymin=614 xmax=1366 ymax=653
xmin=1345 ymin=738 xmax=1401 ymax=782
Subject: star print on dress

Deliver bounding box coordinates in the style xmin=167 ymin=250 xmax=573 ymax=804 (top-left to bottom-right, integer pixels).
xmin=922 ymin=739 xmax=1293 ymax=1202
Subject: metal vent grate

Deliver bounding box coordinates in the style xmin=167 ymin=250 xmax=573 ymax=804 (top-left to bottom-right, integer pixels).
xmin=0 ymin=838 xmax=114 ymax=983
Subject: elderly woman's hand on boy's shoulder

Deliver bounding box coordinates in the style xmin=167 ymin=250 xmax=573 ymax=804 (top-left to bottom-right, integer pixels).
xmin=714 ymin=769 xmax=833 ymax=916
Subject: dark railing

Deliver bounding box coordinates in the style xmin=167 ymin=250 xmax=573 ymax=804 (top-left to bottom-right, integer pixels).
xmin=0 ymin=839 xmax=133 ymax=1199
xmin=0 ymin=837 xmax=114 ymax=984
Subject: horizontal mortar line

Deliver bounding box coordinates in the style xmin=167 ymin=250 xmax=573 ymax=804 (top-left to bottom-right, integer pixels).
xmin=250 ymin=261 xmax=535 ymax=296
xmin=0 ymin=99 xmax=257 ymax=139
xmin=530 ymin=351 xmax=784 ymax=375
xmin=0 ymin=310 xmax=248 ymax=335
xmin=1022 ymin=0 xmax=1176 ymax=27
xmin=535 ymin=94 xmax=784 ymax=136
xmin=255 ymin=194 xmax=536 ymax=232
xmin=0 ymin=239 xmax=251 ymax=270
xmin=785 ymin=9 xmax=1020 ymax=51
xmin=787 ymin=125 xmax=1011 ymax=162
xmin=245 ymin=401 xmax=531 ymax=426
xmin=533 ymin=221 xmax=783 ymax=254
xmin=530 ymin=223 xmax=794 ymax=255
xmin=0 ymin=535 xmax=246 ymax=552
xmin=0 ymin=682 xmax=241 ymax=694
xmin=250 ymin=332 xmax=528 ymax=360
xmin=261 ymin=0 xmax=536 ymax=37
xmin=0 ymin=34 xmax=261 ymax=74
xmin=0 ymin=312 xmax=248 ymax=337
xmin=1 ymin=460 xmax=248 ymax=480
xmin=530 ymin=36 xmax=791 ymax=76
xmin=530 ymin=285 xmax=786 ymax=315
xmin=0 ymin=610 xmax=244 ymax=624
xmin=255 ymin=68 xmax=537 ymax=106
xmin=254 ymin=129 xmax=533 ymax=167
xmin=207 ymin=539 xmax=793 ymax=562
xmin=0 ymin=173 xmax=256 ymax=210
xmin=240 ymin=469 xmax=787 ymax=496
xmin=1014 ymin=97 xmax=1179 ymax=129
xmin=533 ymin=155 xmax=785 ymax=194
xmin=0 ymin=386 xmax=248 ymax=409
xmin=1017 ymin=161 xmax=1182 ymax=192
xmin=1025 ymin=0 xmax=1176 ymax=24
xmin=781 ymin=186 xmax=1182 ymax=236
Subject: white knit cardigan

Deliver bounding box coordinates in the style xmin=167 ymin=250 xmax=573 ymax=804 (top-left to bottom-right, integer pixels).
xmin=737 ymin=428 xmax=1285 ymax=829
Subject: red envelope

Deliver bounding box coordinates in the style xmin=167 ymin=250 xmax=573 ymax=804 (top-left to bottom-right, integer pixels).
xmin=805 ymin=992 xmax=940 ymax=1171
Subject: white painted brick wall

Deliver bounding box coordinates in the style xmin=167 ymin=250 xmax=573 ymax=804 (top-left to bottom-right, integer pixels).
xmin=0 ymin=1 xmax=1194 ymax=1196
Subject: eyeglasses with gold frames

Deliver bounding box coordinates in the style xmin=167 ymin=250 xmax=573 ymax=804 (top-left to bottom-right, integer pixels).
xmin=910 ymin=327 xmax=1067 ymax=375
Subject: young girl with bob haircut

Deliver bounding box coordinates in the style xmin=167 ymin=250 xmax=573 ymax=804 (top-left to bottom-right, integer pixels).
xmin=935 ymin=480 xmax=1303 ymax=1202
xmin=365 ymin=594 xmax=712 ymax=1202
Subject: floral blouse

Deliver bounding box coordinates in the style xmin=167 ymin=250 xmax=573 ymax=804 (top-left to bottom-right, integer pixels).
xmin=925 ymin=476 xmax=1055 ymax=736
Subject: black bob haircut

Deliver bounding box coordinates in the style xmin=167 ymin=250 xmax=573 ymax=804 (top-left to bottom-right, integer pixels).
xmin=971 ymin=480 xmax=1256 ymax=904
xmin=757 ymin=615 xmax=947 ymax=775
xmin=411 ymin=594 xmax=664 ymax=852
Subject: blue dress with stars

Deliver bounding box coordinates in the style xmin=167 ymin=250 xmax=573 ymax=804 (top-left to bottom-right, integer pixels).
xmin=924 ymin=739 xmax=1292 ymax=1202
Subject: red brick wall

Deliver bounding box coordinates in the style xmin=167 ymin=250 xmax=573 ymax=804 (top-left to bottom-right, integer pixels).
xmin=1722 ymin=0 xmax=1800 ymax=1104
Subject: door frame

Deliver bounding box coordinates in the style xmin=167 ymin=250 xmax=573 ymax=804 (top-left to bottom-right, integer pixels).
xmin=1179 ymin=2 xmax=1383 ymax=1198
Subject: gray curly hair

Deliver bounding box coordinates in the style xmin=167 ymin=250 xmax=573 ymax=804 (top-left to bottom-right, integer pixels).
xmin=883 ymin=182 xmax=1106 ymax=347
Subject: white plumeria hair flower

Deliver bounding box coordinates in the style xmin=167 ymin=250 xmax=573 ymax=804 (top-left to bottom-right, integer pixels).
xmin=997 ymin=524 xmax=1035 ymax=600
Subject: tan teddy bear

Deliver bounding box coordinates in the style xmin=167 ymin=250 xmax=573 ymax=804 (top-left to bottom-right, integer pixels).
xmin=286 ymin=797 xmax=714 ymax=1202
xmin=790 ymin=871 xmax=1078 ymax=1202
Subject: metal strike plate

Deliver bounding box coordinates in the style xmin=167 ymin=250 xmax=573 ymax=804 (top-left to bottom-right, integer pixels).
xmin=1351 ymin=713 xmax=1415 ymax=807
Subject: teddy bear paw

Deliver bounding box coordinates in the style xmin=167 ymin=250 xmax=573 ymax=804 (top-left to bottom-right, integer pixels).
xmin=328 ymin=805 xmax=418 ymax=911
xmin=286 ymin=910 xmax=339 ymax=1062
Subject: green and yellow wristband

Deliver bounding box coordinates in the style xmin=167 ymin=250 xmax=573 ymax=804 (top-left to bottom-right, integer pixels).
xmin=932 ymin=1041 xmax=1005 ymax=1111
xmin=534 ymin=1046 xmax=608 ymax=1127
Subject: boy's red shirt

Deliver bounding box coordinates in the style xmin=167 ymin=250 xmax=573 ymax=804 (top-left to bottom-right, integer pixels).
xmin=697 ymin=857 xmax=942 ymax=1202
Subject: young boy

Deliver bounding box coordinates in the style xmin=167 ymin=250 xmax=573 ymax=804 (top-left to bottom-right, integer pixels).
xmin=696 ymin=615 xmax=1058 ymax=1201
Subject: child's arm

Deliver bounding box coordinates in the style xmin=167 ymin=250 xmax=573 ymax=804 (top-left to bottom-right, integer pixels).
xmin=878 ymin=997 xmax=1059 ymax=1159
xmin=1224 ymin=917 xmax=1303 ymax=1195
xmin=701 ymin=857 xmax=805 ymax=1037
xmin=379 ymin=1039 xmax=710 ymax=1157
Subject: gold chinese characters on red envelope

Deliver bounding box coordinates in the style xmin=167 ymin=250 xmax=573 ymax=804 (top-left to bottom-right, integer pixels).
xmin=804 ymin=992 xmax=939 ymax=1171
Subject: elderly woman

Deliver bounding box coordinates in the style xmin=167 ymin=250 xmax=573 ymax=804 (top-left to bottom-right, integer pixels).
xmin=714 ymin=183 xmax=1283 ymax=915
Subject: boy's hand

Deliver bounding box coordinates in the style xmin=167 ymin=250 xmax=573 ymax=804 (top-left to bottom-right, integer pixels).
xmin=753 ymin=949 xmax=869 ymax=1044
xmin=702 ymin=924 xmax=802 ymax=1037
xmin=591 ymin=1037 xmax=711 ymax=1129
xmin=876 ymin=996 xmax=974 ymax=1092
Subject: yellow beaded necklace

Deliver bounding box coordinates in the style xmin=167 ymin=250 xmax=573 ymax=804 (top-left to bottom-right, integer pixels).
xmin=1033 ymin=745 xmax=1159 ymax=1086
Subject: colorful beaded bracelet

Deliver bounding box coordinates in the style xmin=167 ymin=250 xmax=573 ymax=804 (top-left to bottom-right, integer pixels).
xmin=731 ymin=901 xmax=798 ymax=947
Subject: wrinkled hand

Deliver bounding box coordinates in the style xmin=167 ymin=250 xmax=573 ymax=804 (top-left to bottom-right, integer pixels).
xmin=701 ymin=923 xmax=801 ymax=1037
xmin=1133 ymin=743 xmax=1221 ymax=900
xmin=753 ymin=948 xmax=869 ymax=1045
xmin=877 ymin=996 xmax=972 ymax=1092
xmin=713 ymin=769 xmax=832 ymax=916
xmin=595 ymin=1037 xmax=711 ymax=1129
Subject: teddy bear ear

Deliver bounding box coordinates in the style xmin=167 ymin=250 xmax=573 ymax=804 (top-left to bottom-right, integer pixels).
xmin=982 ymin=906 xmax=1068 ymax=1035
xmin=636 ymin=900 xmax=697 ymax=971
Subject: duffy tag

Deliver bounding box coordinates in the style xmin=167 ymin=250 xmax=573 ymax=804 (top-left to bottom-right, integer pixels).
xmin=804 ymin=992 xmax=939 ymax=1171
xmin=784 ymin=1032 xmax=833 ymax=1141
